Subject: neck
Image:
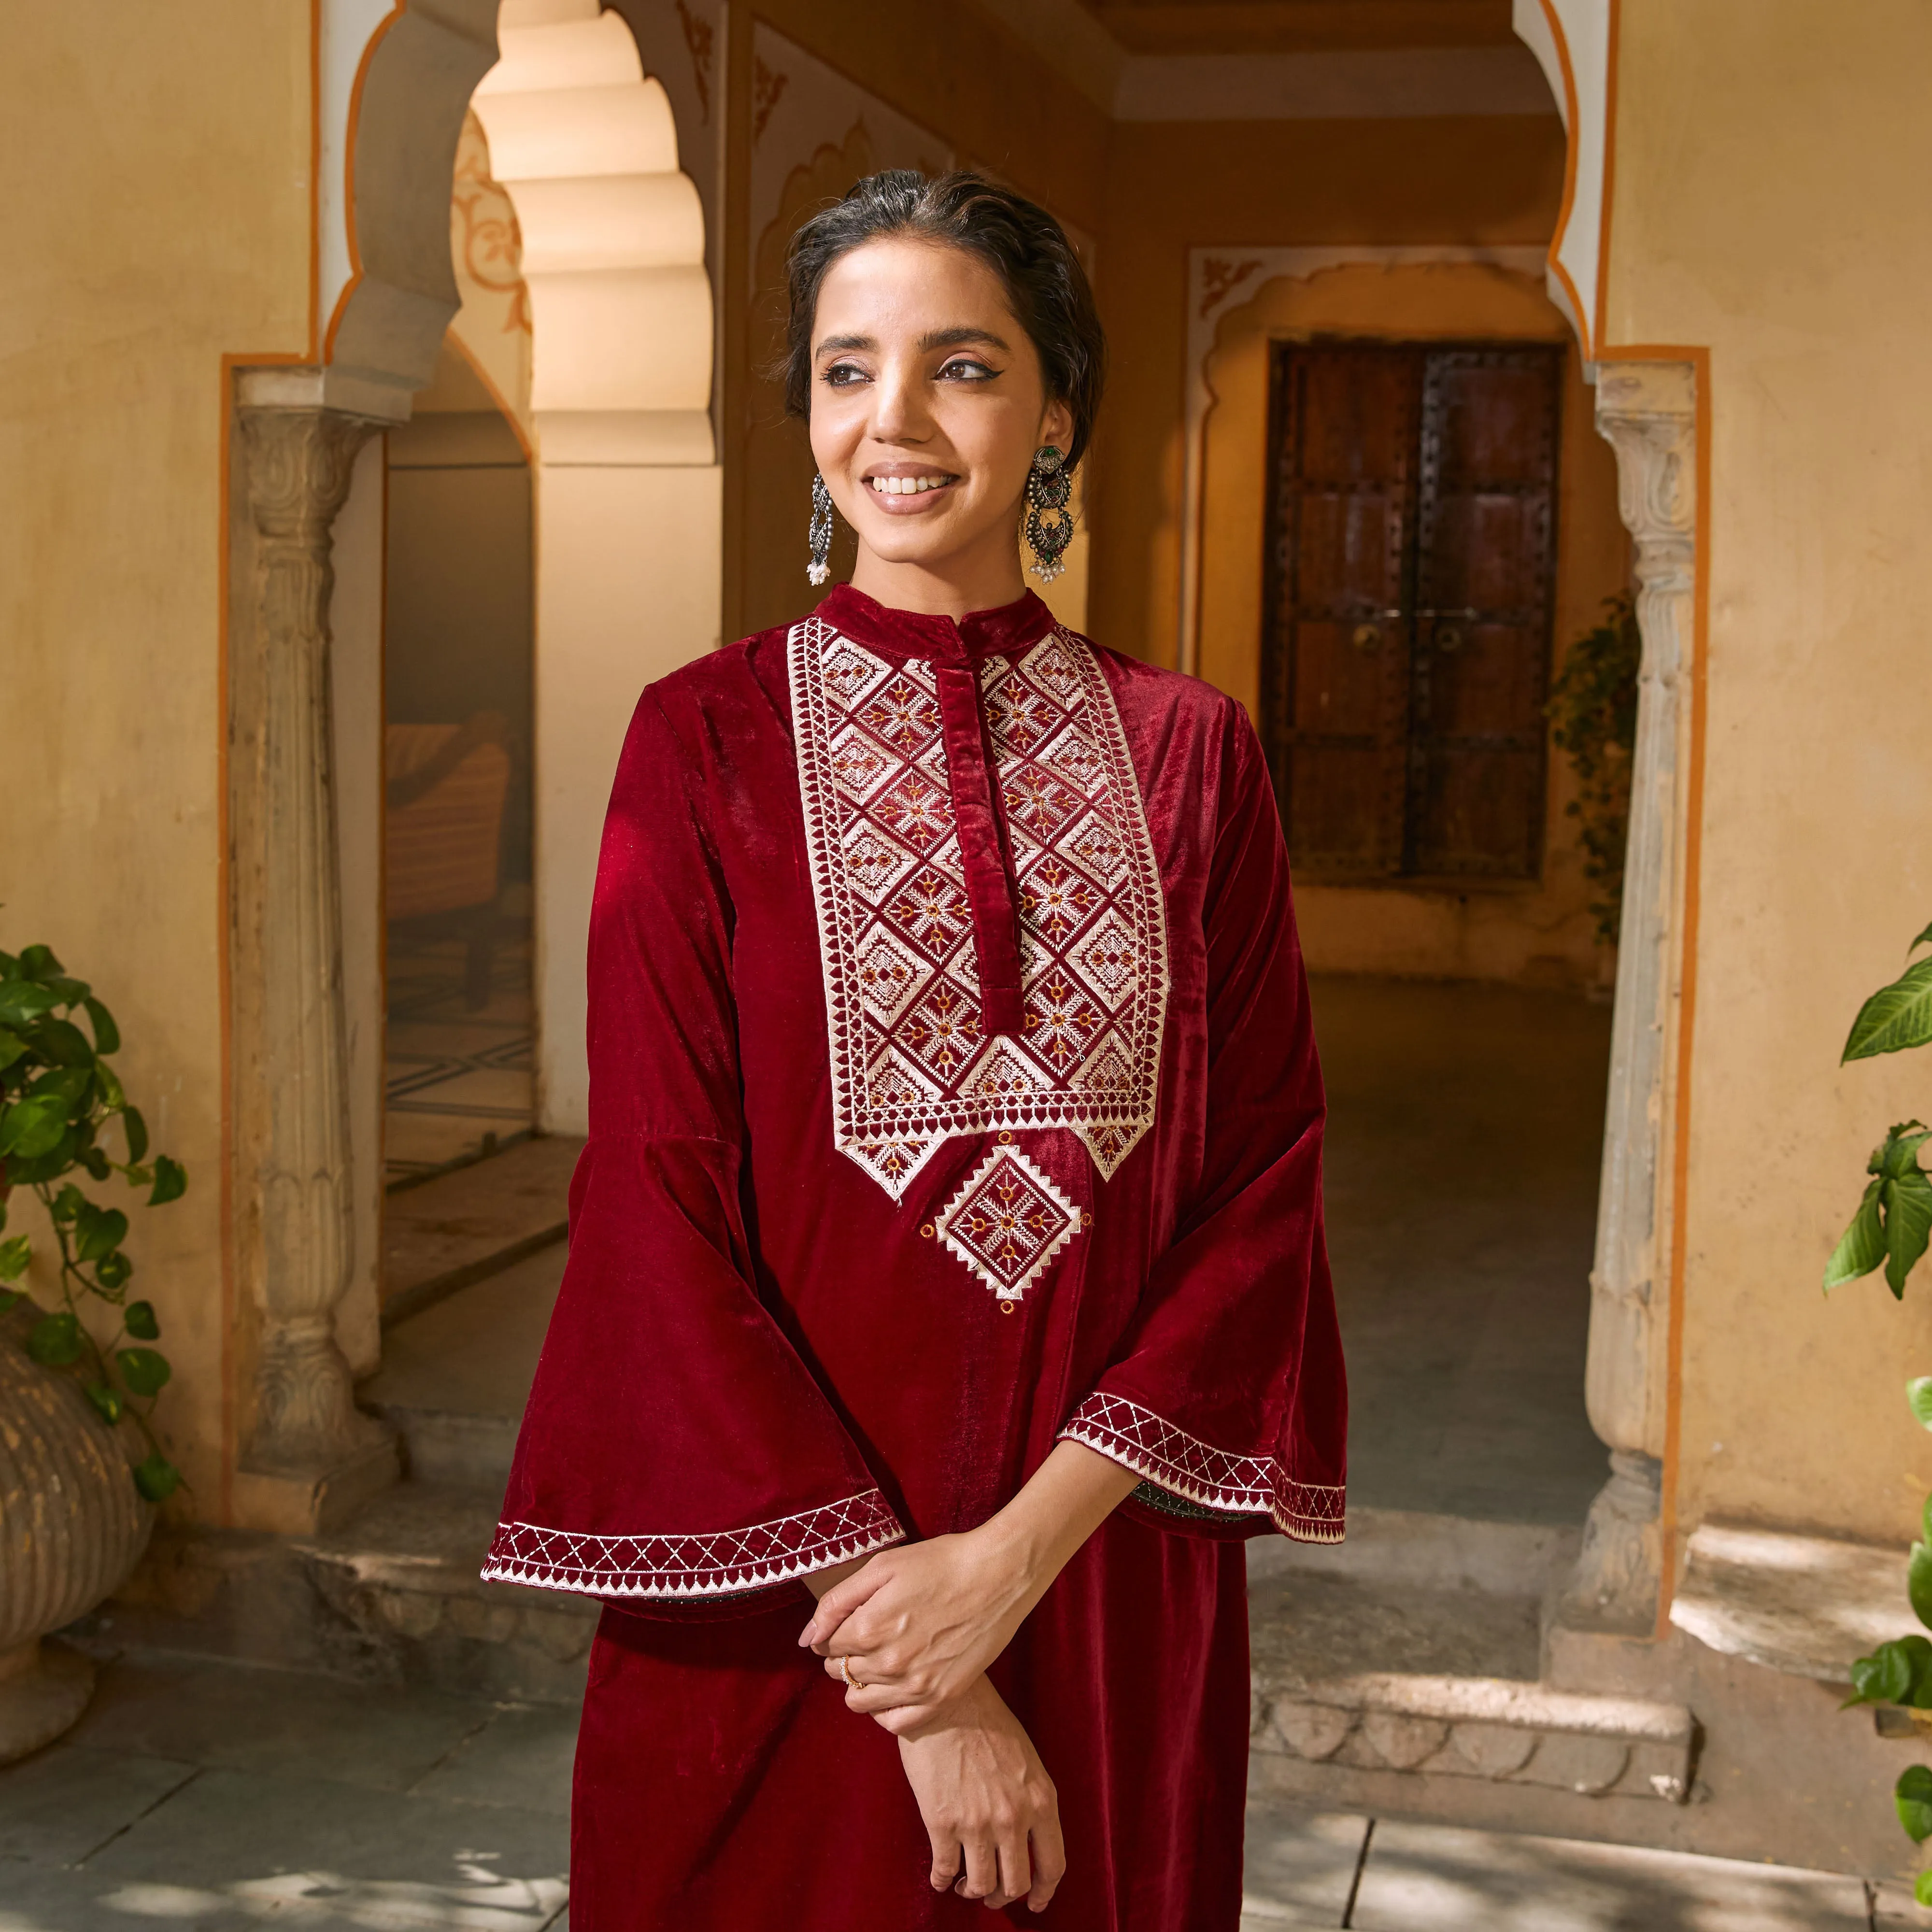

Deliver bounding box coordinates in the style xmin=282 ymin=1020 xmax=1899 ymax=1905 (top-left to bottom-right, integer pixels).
xmin=846 ymin=520 xmax=1029 ymax=621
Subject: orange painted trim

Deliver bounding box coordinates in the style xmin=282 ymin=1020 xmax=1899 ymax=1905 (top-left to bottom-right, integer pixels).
xmin=323 ymin=1 xmax=407 ymax=362
xmin=1595 ymin=0 xmax=1622 ymax=356
xmin=1534 ymin=0 xmax=1592 ymax=362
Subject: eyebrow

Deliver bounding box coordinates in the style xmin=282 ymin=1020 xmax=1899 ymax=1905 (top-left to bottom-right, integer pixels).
xmin=814 ymin=325 xmax=1011 ymax=360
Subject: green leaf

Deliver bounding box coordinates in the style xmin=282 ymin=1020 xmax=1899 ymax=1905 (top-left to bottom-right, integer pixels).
xmin=28 ymin=1066 xmax=91 ymax=1119
xmin=115 ymin=1347 xmax=170 ymax=1397
xmin=133 ymin=1452 xmax=180 ymax=1502
xmin=1912 ymin=1379 xmax=1932 ymax=1431
xmin=50 ymin=1184 xmax=85 ymax=1222
xmin=28 ymin=1311 xmax=84 ymax=1367
xmin=0 ymin=1234 xmax=30 ymax=1280
xmin=123 ymin=1299 xmax=159 ymax=1340
xmin=0 ymin=982 xmax=58 ymax=1027
xmin=84 ymin=1381 xmax=123 ymax=1425
xmin=93 ymin=1061 xmax=124 ymax=1110
xmin=73 ymin=1204 xmax=128 ymax=1264
xmin=0 ymin=1288 xmax=21 ymax=1318
xmin=32 ymin=1018 xmax=94 ymax=1068
xmin=81 ymin=998 xmax=119 ymax=1056
xmin=1846 ymin=958 xmax=1932 ymax=1062
xmin=1911 ymin=1543 xmax=1932 ymax=1633
xmin=17 ymin=945 xmax=64 ymax=983
xmin=1910 ymin=922 xmax=1932 ymax=955
xmin=121 ymin=1105 xmax=148 ymax=1164
xmin=1918 ymin=1869 xmax=1932 ymax=1909
xmin=0 ymin=1097 xmax=68 ymax=1161
xmin=1889 ymin=1171 xmax=1932 ymax=1299
xmin=79 ymin=1148 xmax=110 ymax=1182
xmin=95 ymin=1252 xmax=133 ymax=1292
xmin=1899 ymin=1765 xmax=1932 ymax=1843
xmin=148 ymin=1157 xmax=186 ymax=1207
xmin=0 ymin=1027 xmax=26 ymax=1069
xmin=1825 ymin=1179 xmax=1886 ymax=1289
xmin=1847 ymin=1641 xmax=1916 ymax=1706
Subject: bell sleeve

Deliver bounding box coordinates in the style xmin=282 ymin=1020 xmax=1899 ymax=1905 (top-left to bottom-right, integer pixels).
xmin=482 ymin=686 xmax=907 ymax=1604
xmin=1057 ymin=701 xmax=1347 ymax=1545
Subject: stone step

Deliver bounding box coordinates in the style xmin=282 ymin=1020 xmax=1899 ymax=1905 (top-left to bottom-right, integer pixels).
xmin=381 ymin=1132 xmax=580 ymax=1327
xmin=358 ymin=1239 xmax=565 ymax=1496
xmin=1246 ymin=1554 xmax=1697 ymax=1838
xmin=96 ymin=1481 xmax=595 ymax=1708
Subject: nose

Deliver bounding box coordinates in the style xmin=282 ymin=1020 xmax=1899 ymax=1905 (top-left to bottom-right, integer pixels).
xmin=868 ymin=354 xmax=933 ymax=448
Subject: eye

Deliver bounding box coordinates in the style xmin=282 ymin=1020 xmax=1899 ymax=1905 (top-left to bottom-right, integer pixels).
xmin=937 ymin=357 xmax=998 ymax=383
xmin=821 ymin=360 xmax=870 ymax=388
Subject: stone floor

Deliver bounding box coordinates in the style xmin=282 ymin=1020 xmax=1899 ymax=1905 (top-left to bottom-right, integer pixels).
xmin=1308 ymin=974 xmax=1613 ymax=1526
xmin=384 ymin=932 xmax=536 ymax=1185
xmin=4 ymin=1651 xmax=1909 ymax=1931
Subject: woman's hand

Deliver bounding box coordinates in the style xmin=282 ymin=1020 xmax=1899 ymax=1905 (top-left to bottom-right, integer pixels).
xmin=896 ymin=1675 xmax=1065 ymax=1913
xmin=801 ymin=1440 xmax=1141 ymax=1729
xmin=803 ymin=1526 xmax=1031 ymax=1729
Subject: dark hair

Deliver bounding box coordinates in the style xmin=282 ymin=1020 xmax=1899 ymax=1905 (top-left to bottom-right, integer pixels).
xmin=781 ymin=170 xmax=1106 ymax=470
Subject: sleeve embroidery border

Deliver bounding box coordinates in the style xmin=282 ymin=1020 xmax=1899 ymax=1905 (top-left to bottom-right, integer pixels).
xmin=1058 ymin=1391 xmax=1344 ymax=1544
xmin=481 ymin=1487 xmax=908 ymax=1598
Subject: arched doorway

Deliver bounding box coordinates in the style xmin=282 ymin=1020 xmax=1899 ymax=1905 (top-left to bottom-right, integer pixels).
xmin=226 ymin=0 xmax=721 ymax=1529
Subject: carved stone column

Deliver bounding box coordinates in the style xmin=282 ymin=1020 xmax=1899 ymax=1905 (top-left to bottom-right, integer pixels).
xmin=1559 ymin=361 xmax=1698 ymax=1635
xmin=229 ymin=393 xmax=399 ymax=1534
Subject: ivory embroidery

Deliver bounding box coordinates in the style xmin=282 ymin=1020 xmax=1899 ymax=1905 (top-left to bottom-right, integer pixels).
xmin=790 ymin=619 xmax=1169 ymax=1198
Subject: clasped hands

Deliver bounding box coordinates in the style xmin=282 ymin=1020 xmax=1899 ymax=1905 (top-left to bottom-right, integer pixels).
xmin=801 ymin=1520 xmax=1063 ymax=1914
xmin=795 ymin=1441 xmax=1142 ymax=1915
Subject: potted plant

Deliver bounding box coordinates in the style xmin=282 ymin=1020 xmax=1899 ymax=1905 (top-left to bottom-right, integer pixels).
xmin=1822 ymin=921 xmax=1932 ymax=1904
xmin=0 ymin=942 xmax=187 ymax=1762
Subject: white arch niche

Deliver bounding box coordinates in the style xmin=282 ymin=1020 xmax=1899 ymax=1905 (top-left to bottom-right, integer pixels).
xmin=473 ymin=0 xmax=721 ymax=1136
xmin=225 ymin=0 xmax=719 ymax=1529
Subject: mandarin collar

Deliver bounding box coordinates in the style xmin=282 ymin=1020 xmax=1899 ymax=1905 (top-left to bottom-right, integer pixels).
xmin=816 ymin=582 xmax=1056 ymax=665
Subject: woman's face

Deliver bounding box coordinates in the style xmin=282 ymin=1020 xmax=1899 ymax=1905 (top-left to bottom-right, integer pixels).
xmin=808 ymin=236 xmax=1073 ymax=590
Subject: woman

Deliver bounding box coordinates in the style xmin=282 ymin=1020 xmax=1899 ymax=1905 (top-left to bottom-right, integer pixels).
xmin=484 ymin=170 xmax=1346 ymax=1929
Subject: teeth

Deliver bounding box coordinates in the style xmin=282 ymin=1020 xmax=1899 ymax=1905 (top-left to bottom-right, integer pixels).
xmin=870 ymin=475 xmax=952 ymax=495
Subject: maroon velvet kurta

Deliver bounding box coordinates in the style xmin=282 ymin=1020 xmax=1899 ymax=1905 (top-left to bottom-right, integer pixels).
xmin=484 ymin=584 xmax=1346 ymax=1931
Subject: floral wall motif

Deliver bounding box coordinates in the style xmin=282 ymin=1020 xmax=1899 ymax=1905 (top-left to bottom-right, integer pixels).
xmin=445 ymin=109 xmax=532 ymax=437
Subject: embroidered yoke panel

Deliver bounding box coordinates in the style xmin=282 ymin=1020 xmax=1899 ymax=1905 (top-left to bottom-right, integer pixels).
xmin=789 ymin=616 xmax=1170 ymax=1198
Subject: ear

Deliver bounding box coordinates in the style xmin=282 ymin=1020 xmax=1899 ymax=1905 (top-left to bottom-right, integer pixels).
xmin=1039 ymin=395 xmax=1075 ymax=458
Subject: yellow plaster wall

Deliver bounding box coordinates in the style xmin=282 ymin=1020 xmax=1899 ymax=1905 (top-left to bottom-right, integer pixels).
xmin=0 ymin=2 xmax=313 ymax=1515
xmin=1197 ymin=262 xmax=1627 ymax=989
xmin=1605 ymin=0 xmax=1932 ymax=1544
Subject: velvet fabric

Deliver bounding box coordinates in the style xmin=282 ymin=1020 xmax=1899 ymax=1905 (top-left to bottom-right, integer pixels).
xmin=485 ymin=585 xmax=1346 ymax=1930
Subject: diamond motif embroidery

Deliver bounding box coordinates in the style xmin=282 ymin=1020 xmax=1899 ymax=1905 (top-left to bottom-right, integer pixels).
xmin=790 ymin=618 xmax=1170 ymax=1196
xmin=935 ymin=1146 xmax=1081 ymax=1301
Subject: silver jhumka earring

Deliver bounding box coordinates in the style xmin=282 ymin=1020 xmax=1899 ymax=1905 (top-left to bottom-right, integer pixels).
xmin=806 ymin=471 xmax=833 ymax=586
xmin=1024 ymin=446 xmax=1074 ymax=583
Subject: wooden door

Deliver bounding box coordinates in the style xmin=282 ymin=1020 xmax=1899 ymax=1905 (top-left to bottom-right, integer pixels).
xmin=1261 ymin=340 xmax=1563 ymax=882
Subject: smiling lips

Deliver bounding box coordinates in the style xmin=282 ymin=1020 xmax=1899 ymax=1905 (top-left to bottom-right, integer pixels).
xmin=865 ymin=470 xmax=960 ymax=510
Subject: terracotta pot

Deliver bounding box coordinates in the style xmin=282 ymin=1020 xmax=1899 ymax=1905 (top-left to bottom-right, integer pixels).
xmin=0 ymin=1306 xmax=152 ymax=1762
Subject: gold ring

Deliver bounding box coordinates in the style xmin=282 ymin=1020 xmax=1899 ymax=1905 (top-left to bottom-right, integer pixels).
xmin=839 ymin=1655 xmax=863 ymax=1690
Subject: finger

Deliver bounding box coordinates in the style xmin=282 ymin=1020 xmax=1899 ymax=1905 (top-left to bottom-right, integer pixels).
xmin=994 ymin=1829 xmax=1032 ymax=1910
xmin=927 ymin=1827 xmax=963 ymax=1894
xmin=956 ymin=1832 xmax=998 ymax=1902
xmin=799 ymin=1563 xmax=888 ymax=1649
xmin=1027 ymin=1815 xmax=1066 ymax=1912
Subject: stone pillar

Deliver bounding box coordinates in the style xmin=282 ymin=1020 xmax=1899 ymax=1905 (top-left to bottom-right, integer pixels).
xmin=1560 ymin=361 xmax=1699 ymax=1635
xmin=228 ymin=386 xmax=401 ymax=1534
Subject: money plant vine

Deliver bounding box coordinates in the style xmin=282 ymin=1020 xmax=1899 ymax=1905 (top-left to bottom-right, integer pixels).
xmin=1546 ymin=591 xmax=1642 ymax=947
xmin=0 ymin=942 xmax=187 ymax=1501
xmin=1823 ymin=920 xmax=1932 ymax=1902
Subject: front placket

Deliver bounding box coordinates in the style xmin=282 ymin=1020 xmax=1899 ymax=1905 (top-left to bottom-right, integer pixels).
xmin=930 ymin=625 xmax=1025 ymax=1037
